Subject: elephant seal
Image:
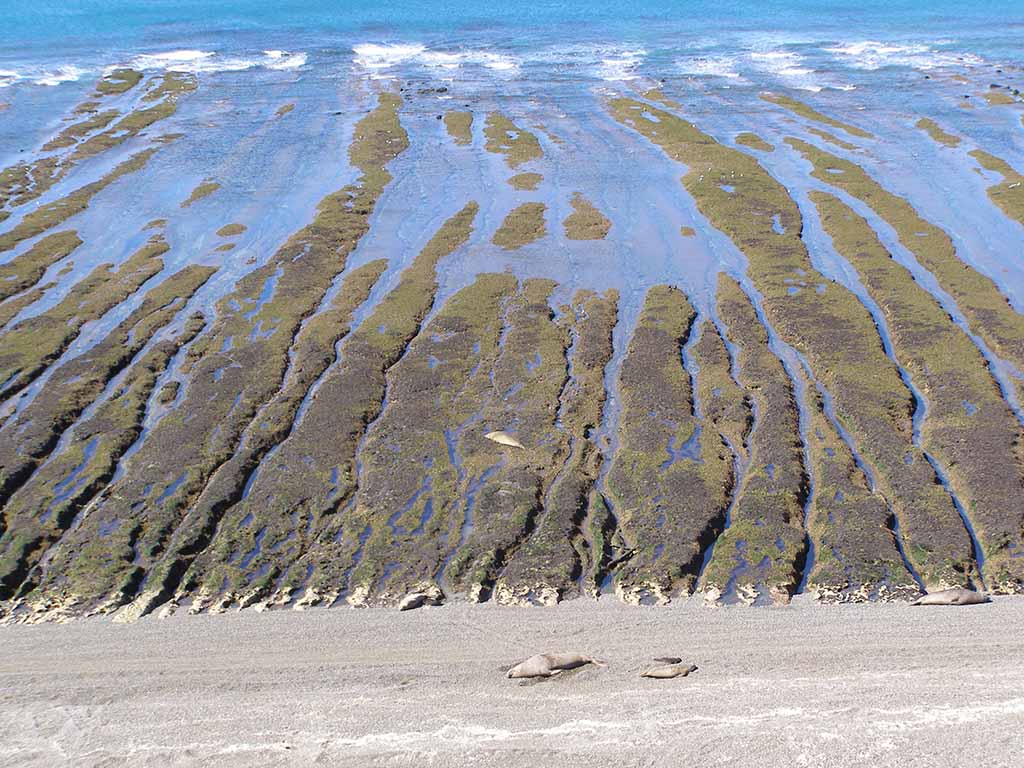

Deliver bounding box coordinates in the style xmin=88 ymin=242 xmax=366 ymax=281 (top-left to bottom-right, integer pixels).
xmin=653 ymin=656 xmax=683 ymax=665
xmin=506 ymin=653 xmax=606 ymax=678
xmin=911 ymin=587 xmax=991 ymax=606
xmin=641 ymin=663 xmax=698 ymax=679
xmin=398 ymin=585 xmax=445 ymax=611
xmin=485 ymin=431 xmax=524 ymax=449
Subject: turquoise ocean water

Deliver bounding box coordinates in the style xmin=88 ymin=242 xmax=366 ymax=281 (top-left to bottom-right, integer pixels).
xmin=3 ymin=1 xmax=1024 ymax=84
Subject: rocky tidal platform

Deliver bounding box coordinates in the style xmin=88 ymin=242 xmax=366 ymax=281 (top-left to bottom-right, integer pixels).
xmin=1 ymin=40 xmax=1023 ymax=623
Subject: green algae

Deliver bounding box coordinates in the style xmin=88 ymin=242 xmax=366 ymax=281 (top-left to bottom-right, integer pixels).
xmin=983 ymin=89 xmax=1018 ymax=106
xmin=508 ymin=172 xmax=542 ymax=191
xmin=806 ymin=126 xmax=859 ymax=151
xmin=0 ymin=230 xmax=81 ymax=303
xmin=213 ymin=243 xmax=235 ymax=253
xmin=608 ymin=97 xmax=976 ymax=589
xmin=275 ymin=103 xmax=295 ymax=118
xmin=484 ymin=112 xmax=543 ymax=169
xmin=0 ymin=314 xmax=206 ymax=601
xmin=133 ymin=259 xmax=389 ymax=613
xmin=642 ymin=89 xmax=682 ymax=109
xmin=969 ymin=149 xmax=1024 ymax=228
xmin=606 ymin=285 xmax=734 ymax=604
xmin=916 ymin=118 xmax=961 ymax=148
xmin=443 ymin=111 xmax=473 ymax=145
xmin=680 ymin=226 xmax=696 ymax=237
xmin=812 ymin=190 xmax=1024 ymax=592
xmin=0 ymin=235 xmax=167 ymax=399
xmin=181 ymin=180 xmax=220 ymax=208
xmin=68 ymin=99 xmax=182 ymax=164
xmin=562 ymin=192 xmax=611 ymax=240
xmin=494 ymin=289 xmax=619 ymax=604
xmin=95 ymin=69 xmax=143 ymax=96
xmin=24 ymin=93 xmax=411 ymax=615
xmin=142 ymin=72 xmax=197 ymax=103
xmin=493 ymin=202 xmax=547 ymax=249
xmin=735 ymin=132 xmax=774 ymax=152
xmin=700 ymin=276 xmax=807 ymax=604
xmin=761 ymin=93 xmax=873 ymax=139
xmin=216 ymin=223 xmax=247 ymax=237
xmin=789 ymin=138 xmax=1024 ymax=391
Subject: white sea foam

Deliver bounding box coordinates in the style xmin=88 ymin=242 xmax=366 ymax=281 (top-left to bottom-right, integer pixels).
xmin=131 ymin=49 xmax=216 ymax=70
xmin=677 ymin=54 xmax=742 ymax=79
xmin=129 ymin=49 xmax=307 ymax=74
xmin=824 ymin=40 xmax=983 ymax=70
xmin=0 ymin=64 xmax=91 ymax=87
xmin=263 ymin=50 xmax=307 ymax=70
xmin=352 ymin=43 xmax=427 ymax=69
xmin=353 ymin=43 xmax=519 ymax=74
xmin=596 ymin=49 xmax=646 ymax=81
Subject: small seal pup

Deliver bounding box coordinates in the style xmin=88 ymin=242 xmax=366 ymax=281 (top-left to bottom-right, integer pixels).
xmin=640 ymin=663 xmax=698 ymax=679
xmin=506 ymin=653 xmax=606 ymax=678
xmin=910 ymin=587 xmax=991 ymax=606
xmin=653 ymin=656 xmax=683 ymax=664
xmin=485 ymin=431 xmax=525 ymax=449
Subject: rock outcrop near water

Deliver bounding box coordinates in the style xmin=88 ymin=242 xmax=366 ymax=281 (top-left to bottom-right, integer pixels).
xmin=1 ymin=61 xmax=1023 ymax=623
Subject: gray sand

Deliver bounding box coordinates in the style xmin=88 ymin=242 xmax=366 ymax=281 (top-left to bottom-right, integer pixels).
xmin=2 ymin=596 xmax=1023 ymax=767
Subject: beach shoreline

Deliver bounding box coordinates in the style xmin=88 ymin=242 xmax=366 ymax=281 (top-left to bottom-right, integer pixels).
xmin=2 ymin=595 xmax=1023 ymax=766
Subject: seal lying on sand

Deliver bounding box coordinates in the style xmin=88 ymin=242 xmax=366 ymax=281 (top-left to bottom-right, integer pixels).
xmin=910 ymin=587 xmax=991 ymax=606
xmin=641 ymin=663 xmax=698 ymax=679
xmin=653 ymin=656 xmax=683 ymax=664
xmin=506 ymin=653 xmax=606 ymax=678
xmin=398 ymin=585 xmax=445 ymax=611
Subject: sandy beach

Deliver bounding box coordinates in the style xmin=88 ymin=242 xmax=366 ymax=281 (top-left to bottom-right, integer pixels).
xmin=2 ymin=596 xmax=1023 ymax=767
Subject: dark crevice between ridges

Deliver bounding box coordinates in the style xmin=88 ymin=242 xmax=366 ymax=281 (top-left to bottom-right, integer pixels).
xmin=165 ymin=202 xmax=480 ymax=615
xmin=699 ymin=275 xmax=809 ymax=605
xmin=604 ymin=285 xmax=735 ymax=604
xmin=0 ymin=313 xmax=207 ymax=612
xmin=494 ymin=288 xmax=619 ymax=605
xmin=692 ymin=315 xmax=754 ymax=592
xmin=0 ymin=261 xmax=216 ymax=509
